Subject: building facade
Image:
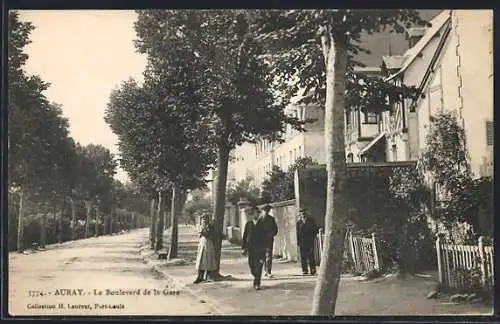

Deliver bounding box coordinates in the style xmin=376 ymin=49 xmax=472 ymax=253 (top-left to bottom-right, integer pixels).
xmin=345 ymin=67 xmax=385 ymax=163
xmin=227 ymin=103 xmax=326 ymax=187
xmin=348 ymin=10 xmax=493 ymax=179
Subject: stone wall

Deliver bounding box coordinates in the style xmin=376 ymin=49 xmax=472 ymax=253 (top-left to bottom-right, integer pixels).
xmin=258 ymin=199 xmax=299 ymax=261
xmin=224 ymin=203 xmax=241 ymax=244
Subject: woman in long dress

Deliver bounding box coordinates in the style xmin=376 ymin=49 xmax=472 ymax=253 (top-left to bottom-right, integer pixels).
xmin=193 ymin=214 xmax=217 ymax=284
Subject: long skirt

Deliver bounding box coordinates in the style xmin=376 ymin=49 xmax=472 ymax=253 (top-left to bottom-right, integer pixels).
xmin=195 ymin=236 xmax=217 ymax=271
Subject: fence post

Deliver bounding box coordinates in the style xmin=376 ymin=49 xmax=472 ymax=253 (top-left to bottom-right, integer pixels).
xmin=478 ymin=236 xmax=487 ymax=287
xmin=436 ymin=235 xmax=442 ymax=285
xmin=348 ymin=230 xmax=358 ymax=272
xmin=318 ymin=228 xmax=324 ymax=265
xmin=371 ymin=232 xmax=380 ymax=271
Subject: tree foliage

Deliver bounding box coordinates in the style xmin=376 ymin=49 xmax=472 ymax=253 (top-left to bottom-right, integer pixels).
xmin=183 ymin=189 xmax=213 ymax=225
xmin=132 ymin=10 xmax=307 ymax=271
xmin=388 ymin=112 xmax=493 ymax=271
xmin=252 ymin=10 xmax=426 ymax=110
xmin=392 ymin=112 xmax=493 ymax=242
xmin=261 ymin=156 xmax=319 ymax=203
xmin=226 ymin=176 xmax=260 ymax=206
xmin=7 ymin=11 xmax=142 ymax=251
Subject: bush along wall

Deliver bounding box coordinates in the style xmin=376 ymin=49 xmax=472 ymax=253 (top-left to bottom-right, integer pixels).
xmin=345 ymin=163 xmax=434 ymax=274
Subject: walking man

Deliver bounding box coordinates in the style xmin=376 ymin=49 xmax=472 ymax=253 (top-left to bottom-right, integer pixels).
xmin=260 ymin=204 xmax=278 ymax=278
xmin=296 ymin=208 xmax=318 ymax=275
xmin=242 ymin=206 xmax=266 ymax=290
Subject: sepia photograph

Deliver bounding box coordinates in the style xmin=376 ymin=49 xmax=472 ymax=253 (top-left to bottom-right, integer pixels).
xmin=5 ymin=8 xmax=494 ymax=317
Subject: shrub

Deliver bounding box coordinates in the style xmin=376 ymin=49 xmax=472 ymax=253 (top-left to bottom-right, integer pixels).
xmin=260 ymin=156 xmax=318 ymax=203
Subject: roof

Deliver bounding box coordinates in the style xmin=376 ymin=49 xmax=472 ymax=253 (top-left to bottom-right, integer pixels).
xmin=359 ymin=132 xmax=386 ymax=156
xmin=385 ymin=10 xmax=452 ymax=82
xmin=382 ymin=55 xmax=404 ymax=70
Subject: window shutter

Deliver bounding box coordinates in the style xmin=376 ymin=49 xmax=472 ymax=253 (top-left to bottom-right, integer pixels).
xmin=486 ymin=120 xmax=493 ymax=146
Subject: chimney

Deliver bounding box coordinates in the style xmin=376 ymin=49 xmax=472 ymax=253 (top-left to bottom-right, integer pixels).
xmin=405 ymin=27 xmax=426 ymax=48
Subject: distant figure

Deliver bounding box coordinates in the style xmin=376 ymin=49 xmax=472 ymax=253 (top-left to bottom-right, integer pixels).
xmin=296 ymin=208 xmax=318 ymax=275
xmin=193 ymin=214 xmax=217 ymax=284
xmin=242 ymin=206 xmax=266 ymax=290
xmin=260 ymin=204 xmax=278 ymax=278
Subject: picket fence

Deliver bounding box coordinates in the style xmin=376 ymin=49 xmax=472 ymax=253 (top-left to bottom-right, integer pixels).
xmin=314 ymin=228 xmax=381 ymax=274
xmin=436 ymin=236 xmax=494 ymax=291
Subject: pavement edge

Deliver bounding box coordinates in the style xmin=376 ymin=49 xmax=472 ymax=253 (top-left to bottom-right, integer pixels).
xmin=138 ymin=244 xmax=237 ymax=316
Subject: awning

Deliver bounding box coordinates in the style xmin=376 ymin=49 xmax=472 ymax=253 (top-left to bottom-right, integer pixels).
xmin=359 ymin=132 xmax=386 ymax=156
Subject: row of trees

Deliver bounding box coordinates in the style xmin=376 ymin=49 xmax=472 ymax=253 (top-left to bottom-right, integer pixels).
xmin=105 ymin=10 xmax=305 ymax=265
xmin=105 ymin=9 xmax=429 ymax=315
xmin=8 ymin=12 xmax=150 ymax=252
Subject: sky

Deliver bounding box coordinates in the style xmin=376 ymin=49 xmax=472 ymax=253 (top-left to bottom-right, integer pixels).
xmin=18 ymin=10 xmax=148 ymax=183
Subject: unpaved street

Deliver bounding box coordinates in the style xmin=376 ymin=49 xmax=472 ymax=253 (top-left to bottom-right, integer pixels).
xmin=8 ymin=229 xmax=214 ymax=316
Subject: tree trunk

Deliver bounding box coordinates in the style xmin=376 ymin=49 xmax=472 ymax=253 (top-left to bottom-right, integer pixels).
xmin=155 ymin=191 xmax=164 ymax=251
xmin=110 ymin=208 xmax=114 ymax=234
xmin=40 ymin=211 xmax=47 ymax=248
xmin=213 ymin=143 xmax=231 ymax=275
xmin=150 ymin=198 xmax=157 ymax=249
xmin=94 ymin=208 xmax=99 ymax=237
xmin=311 ymin=36 xmax=349 ymax=316
xmin=165 ymin=206 xmax=171 ymax=229
xmin=17 ymin=189 xmax=24 ymax=253
xmin=69 ymin=198 xmax=76 ymax=241
xmin=52 ymin=201 xmax=57 ymax=225
xmin=58 ymin=199 xmax=65 ymax=244
xmin=117 ymin=209 xmax=122 ymax=232
xmin=84 ymin=201 xmax=91 ymax=238
xmin=168 ymin=187 xmax=179 ymax=260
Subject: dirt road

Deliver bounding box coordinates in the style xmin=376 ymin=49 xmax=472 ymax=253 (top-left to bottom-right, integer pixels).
xmin=8 ymin=229 xmax=214 ymax=316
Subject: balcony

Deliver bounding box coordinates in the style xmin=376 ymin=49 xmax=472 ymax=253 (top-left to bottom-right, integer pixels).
xmin=346 ymin=110 xmax=380 ymax=145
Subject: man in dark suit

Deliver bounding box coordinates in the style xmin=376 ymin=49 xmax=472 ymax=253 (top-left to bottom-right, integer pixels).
xmin=296 ymin=208 xmax=319 ymax=275
xmin=242 ymin=206 xmax=266 ymax=290
xmin=260 ymin=204 xmax=278 ymax=278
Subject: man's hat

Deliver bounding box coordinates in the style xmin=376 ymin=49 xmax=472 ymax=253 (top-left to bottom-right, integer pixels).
xmin=247 ymin=205 xmax=260 ymax=213
xmin=263 ymin=204 xmax=272 ymax=211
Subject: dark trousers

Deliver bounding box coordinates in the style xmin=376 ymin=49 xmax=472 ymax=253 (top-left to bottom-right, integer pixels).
xmin=264 ymin=247 xmax=273 ymax=275
xmin=299 ymin=245 xmax=316 ymax=274
xmin=248 ymin=252 xmax=264 ymax=286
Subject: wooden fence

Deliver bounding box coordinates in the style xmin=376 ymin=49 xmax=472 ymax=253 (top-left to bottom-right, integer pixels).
xmin=314 ymin=228 xmax=381 ymax=274
xmin=436 ymin=236 xmax=494 ymax=291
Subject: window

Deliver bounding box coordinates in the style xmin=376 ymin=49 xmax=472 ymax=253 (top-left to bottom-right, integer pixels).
xmin=293 ymin=149 xmax=297 ymax=161
xmin=298 ymin=146 xmax=302 ymax=157
xmin=347 ymin=153 xmax=354 ymax=163
xmin=289 ymin=151 xmax=292 ymax=163
xmin=486 ymin=120 xmax=493 ymax=146
xmin=391 ymin=144 xmax=397 ymax=161
xmin=364 ymin=112 xmax=378 ymax=124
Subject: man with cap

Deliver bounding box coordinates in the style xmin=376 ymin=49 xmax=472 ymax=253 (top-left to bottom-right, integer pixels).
xmin=296 ymin=208 xmax=319 ymax=275
xmin=242 ymin=205 xmax=266 ymax=290
xmin=260 ymin=204 xmax=278 ymax=278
